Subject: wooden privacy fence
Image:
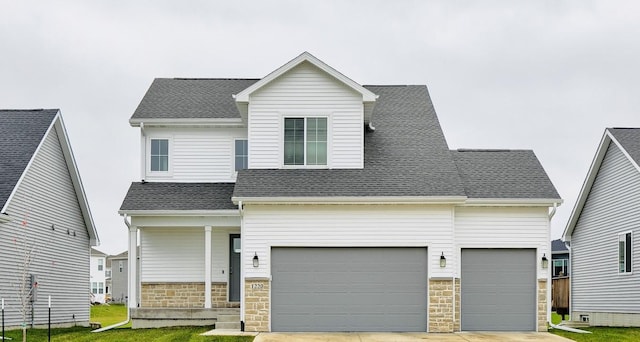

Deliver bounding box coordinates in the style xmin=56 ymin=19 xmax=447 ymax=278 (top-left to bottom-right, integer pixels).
xmin=552 ymin=277 xmax=570 ymax=319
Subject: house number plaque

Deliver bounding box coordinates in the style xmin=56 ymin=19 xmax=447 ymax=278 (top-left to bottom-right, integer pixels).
xmin=251 ymin=283 xmax=264 ymax=289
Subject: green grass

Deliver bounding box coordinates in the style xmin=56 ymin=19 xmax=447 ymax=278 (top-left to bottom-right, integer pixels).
xmin=1 ymin=305 xmax=254 ymax=341
xmin=550 ymin=327 xmax=640 ymax=342
xmin=551 ymin=311 xmax=566 ymax=324
xmin=2 ymin=326 xmax=254 ymax=341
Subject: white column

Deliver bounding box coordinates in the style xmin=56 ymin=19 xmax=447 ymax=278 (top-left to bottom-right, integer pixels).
xmin=128 ymin=225 xmax=138 ymax=309
xmin=204 ymin=226 xmax=212 ymax=309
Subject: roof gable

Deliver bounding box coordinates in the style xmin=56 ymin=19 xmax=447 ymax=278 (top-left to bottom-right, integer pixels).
xmin=563 ymin=128 xmax=640 ymax=240
xmin=0 ymin=109 xmax=99 ymax=246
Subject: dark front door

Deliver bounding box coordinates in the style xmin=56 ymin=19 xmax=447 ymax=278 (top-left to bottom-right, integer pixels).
xmin=229 ymin=234 xmax=241 ymax=302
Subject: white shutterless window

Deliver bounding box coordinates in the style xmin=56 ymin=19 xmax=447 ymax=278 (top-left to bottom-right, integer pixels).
xmin=283 ymin=117 xmax=327 ymax=167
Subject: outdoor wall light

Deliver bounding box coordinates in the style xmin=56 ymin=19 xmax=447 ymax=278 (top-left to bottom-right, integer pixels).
xmin=253 ymin=252 xmax=259 ymax=268
xmin=439 ymin=252 xmax=446 ymax=268
xmin=541 ymin=254 xmax=549 ymax=269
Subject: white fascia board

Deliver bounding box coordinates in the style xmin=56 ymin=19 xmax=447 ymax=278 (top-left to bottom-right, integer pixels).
xmin=231 ymin=196 xmax=467 ymax=205
xmin=118 ymin=209 xmax=240 ymax=217
xmin=233 ymin=52 xmax=378 ymax=103
xmin=563 ymin=130 xmax=612 ymax=241
xmin=463 ymin=198 xmax=563 ymax=206
xmin=55 ymin=114 xmax=100 ymax=247
xmin=129 ymin=118 xmax=245 ymax=128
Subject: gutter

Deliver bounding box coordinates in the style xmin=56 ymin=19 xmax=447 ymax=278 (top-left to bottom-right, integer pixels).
xmin=0 ymin=212 xmax=12 ymax=224
xmin=92 ymin=214 xmax=133 ymax=333
xmin=548 ymin=203 xmax=558 ymax=220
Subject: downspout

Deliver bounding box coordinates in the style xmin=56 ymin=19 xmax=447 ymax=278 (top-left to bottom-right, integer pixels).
xmin=92 ymin=214 xmax=132 ymax=332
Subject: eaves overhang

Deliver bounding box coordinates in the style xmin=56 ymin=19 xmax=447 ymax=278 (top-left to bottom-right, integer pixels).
xmin=118 ymin=209 xmax=240 ymax=217
xmin=463 ymin=198 xmax=563 ymax=207
xmin=232 ymin=196 xmax=468 ymax=205
xmin=129 ymin=118 xmax=245 ymax=128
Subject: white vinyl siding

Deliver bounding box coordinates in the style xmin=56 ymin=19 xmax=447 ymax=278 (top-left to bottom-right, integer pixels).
xmin=0 ymin=125 xmax=91 ymax=327
xmin=572 ymin=142 xmax=640 ymax=313
xmin=140 ymin=227 xmax=239 ymax=283
xmin=248 ymin=61 xmax=364 ymax=169
xmin=242 ymin=204 xmax=454 ymax=278
xmin=143 ymin=127 xmax=247 ymax=182
xmin=455 ymin=206 xmax=550 ymax=279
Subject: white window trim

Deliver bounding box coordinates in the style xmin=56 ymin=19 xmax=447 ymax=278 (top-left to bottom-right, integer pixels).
xmin=233 ymin=138 xmax=249 ymax=175
xmin=146 ymin=136 xmax=173 ymax=177
xmin=280 ymin=114 xmax=331 ymax=169
xmin=618 ymin=231 xmax=633 ymax=275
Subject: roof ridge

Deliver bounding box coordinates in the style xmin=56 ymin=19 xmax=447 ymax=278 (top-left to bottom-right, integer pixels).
xmin=0 ymin=108 xmax=56 ymax=112
xmin=171 ymin=78 xmax=261 ymax=81
xmin=608 ymin=127 xmax=640 ymax=130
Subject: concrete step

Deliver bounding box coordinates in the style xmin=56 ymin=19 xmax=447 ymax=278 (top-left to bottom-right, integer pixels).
xmin=216 ymin=321 xmax=241 ymax=330
xmin=217 ymin=314 xmax=240 ymax=322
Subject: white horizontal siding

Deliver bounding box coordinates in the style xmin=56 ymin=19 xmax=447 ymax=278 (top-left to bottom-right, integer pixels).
xmin=248 ymin=61 xmax=364 ymax=169
xmin=0 ymin=125 xmax=91 ymax=327
xmin=140 ymin=227 xmax=239 ymax=283
xmin=242 ymin=204 xmax=454 ymax=278
xmin=455 ymin=206 xmax=550 ymax=279
xmin=143 ymin=127 xmax=247 ymax=182
xmin=572 ymin=142 xmax=640 ymax=313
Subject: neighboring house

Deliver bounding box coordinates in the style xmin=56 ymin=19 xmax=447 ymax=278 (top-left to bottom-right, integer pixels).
xmin=564 ymin=128 xmax=640 ymax=326
xmin=120 ymin=52 xmax=562 ymax=332
xmin=551 ymin=239 xmax=570 ymax=278
xmin=108 ymin=249 xmax=137 ymax=304
xmin=90 ymin=248 xmax=108 ymax=304
xmin=0 ymin=109 xmax=99 ymax=328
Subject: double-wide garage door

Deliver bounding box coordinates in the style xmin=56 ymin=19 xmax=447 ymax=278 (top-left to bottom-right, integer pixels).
xmin=461 ymin=249 xmax=536 ymax=331
xmin=271 ymin=247 xmax=428 ymax=332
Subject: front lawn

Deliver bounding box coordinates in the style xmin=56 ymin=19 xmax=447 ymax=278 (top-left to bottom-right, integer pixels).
xmin=2 ymin=304 xmax=253 ymax=341
xmin=551 ymin=327 xmax=640 ymax=342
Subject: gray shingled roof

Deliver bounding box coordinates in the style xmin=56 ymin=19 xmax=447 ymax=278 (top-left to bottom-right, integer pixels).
xmin=451 ymin=149 xmax=560 ymax=199
xmin=120 ymin=182 xmax=236 ymax=211
xmin=551 ymin=239 xmax=568 ymax=253
xmin=233 ymin=85 xmax=467 ymax=198
xmin=608 ymin=128 xmax=640 ymax=167
xmin=131 ymin=78 xmax=259 ymax=119
xmin=0 ymin=109 xmax=58 ymax=210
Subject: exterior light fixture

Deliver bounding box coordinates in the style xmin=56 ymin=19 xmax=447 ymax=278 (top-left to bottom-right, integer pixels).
xmin=541 ymin=254 xmax=549 ymax=269
xmin=253 ymin=253 xmax=259 ymax=268
xmin=439 ymin=252 xmax=446 ymax=268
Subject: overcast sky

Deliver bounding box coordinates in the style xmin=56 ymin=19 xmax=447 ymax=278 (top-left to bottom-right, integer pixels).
xmin=2 ymin=1 xmax=639 ymax=255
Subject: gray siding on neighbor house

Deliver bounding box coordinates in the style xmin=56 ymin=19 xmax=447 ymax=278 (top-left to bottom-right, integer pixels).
xmin=572 ymin=142 xmax=640 ymax=313
xmin=0 ymin=125 xmax=91 ymax=327
xmin=110 ymin=257 xmax=129 ymax=303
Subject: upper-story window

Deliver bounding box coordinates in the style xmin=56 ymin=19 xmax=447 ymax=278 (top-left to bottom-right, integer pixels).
xmin=235 ymin=139 xmax=248 ymax=171
xmin=284 ymin=117 xmax=327 ymax=166
xmin=619 ymin=232 xmax=632 ymax=273
xmin=150 ymin=139 xmax=169 ymax=172
xmin=119 ymin=261 xmax=124 ymax=273
xmin=98 ymin=258 xmax=104 ymax=271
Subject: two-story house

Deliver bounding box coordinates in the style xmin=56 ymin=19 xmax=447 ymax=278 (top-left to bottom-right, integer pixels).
xmin=120 ymin=52 xmax=562 ymax=332
xmin=90 ymin=248 xmax=108 ymax=304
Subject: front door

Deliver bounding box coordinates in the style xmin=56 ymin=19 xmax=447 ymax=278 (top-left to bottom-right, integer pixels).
xmin=229 ymin=234 xmax=241 ymax=302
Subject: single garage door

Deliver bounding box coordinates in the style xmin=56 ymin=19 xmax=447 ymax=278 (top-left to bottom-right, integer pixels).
xmin=271 ymin=247 xmax=427 ymax=332
xmin=461 ymin=249 xmax=536 ymax=331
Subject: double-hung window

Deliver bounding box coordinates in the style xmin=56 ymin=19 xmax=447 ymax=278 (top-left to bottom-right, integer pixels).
xmin=284 ymin=117 xmax=327 ymax=166
xmin=235 ymin=139 xmax=248 ymax=171
xmin=619 ymin=232 xmax=632 ymax=273
xmin=98 ymin=259 xmax=103 ymax=271
xmin=150 ymin=139 xmax=169 ymax=172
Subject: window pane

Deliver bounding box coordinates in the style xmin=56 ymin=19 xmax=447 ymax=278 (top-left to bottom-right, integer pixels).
xmin=294 ymin=141 xmax=304 ymax=165
xmin=151 ymin=140 xmax=159 ymax=155
xmin=306 ymin=118 xmax=327 ymax=165
xmin=619 ymin=240 xmax=625 ymax=272
xmin=151 ymin=156 xmax=159 ymax=171
xmin=235 ymin=140 xmax=248 ymax=171
xmin=284 ymin=118 xmax=304 ymax=165
xmin=160 ymin=156 xmax=168 ymax=171
xmin=150 ymin=139 xmax=169 ymax=172
xmin=159 ymin=140 xmax=168 ymax=155
xmin=626 ymin=233 xmax=632 ymax=273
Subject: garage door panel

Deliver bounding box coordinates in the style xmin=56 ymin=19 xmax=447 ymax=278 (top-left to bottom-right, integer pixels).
xmin=461 ymin=249 xmax=536 ymax=331
xmin=271 ymin=247 xmax=427 ymax=332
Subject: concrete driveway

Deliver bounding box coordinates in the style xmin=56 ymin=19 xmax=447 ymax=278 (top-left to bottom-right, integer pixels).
xmin=253 ymin=332 xmax=573 ymax=342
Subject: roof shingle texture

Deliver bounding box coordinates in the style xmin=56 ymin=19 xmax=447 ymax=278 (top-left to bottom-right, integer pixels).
xmin=131 ymin=78 xmax=259 ymax=119
xmin=0 ymin=109 xmax=58 ymax=209
xmin=233 ymin=85 xmax=467 ymax=198
xmin=608 ymin=128 xmax=640 ymax=167
xmin=451 ymin=149 xmax=560 ymax=199
xmin=551 ymin=239 xmax=568 ymax=252
xmin=120 ymin=182 xmax=236 ymax=211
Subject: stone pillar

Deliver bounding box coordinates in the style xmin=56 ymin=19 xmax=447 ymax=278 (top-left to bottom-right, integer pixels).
xmin=428 ymin=278 xmax=459 ymax=332
xmin=538 ymin=279 xmax=548 ymax=332
xmin=204 ymin=226 xmax=212 ymax=308
xmin=244 ymin=278 xmax=270 ymax=332
xmin=128 ymin=225 xmax=138 ymax=309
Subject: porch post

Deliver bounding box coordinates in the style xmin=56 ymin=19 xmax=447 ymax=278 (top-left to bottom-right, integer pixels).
xmin=204 ymin=226 xmax=212 ymax=308
xmin=128 ymin=225 xmax=138 ymax=309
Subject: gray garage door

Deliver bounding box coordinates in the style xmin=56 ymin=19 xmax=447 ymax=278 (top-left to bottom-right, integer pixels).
xmin=271 ymin=247 xmax=428 ymax=332
xmin=461 ymin=249 xmax=536 ymax=331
